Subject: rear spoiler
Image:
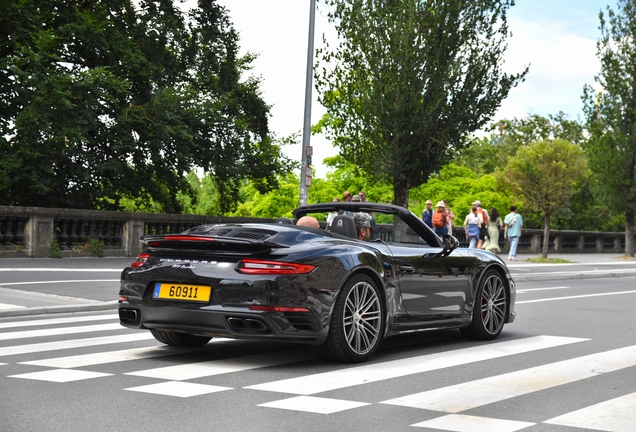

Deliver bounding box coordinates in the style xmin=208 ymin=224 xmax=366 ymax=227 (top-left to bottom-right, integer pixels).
xmin=140 ymin=234 xmax=290 ymax=251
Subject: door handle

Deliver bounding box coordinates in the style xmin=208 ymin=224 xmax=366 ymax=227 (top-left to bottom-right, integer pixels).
xmin=399 ymin=265 xmax=416 ymax=274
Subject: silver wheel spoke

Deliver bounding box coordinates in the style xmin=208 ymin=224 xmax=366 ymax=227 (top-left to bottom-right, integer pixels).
xmin=343 ymin=281 xmax=382 ymax=355
xmin=480 ymin=275 xmax=506 ymax=335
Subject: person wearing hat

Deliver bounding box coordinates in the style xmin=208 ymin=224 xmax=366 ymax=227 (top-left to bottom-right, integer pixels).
xmin=342 ymin=191 xmax=353 ymax=202
xmin=472 ymin=200 xmax=489 ymax=249
xmin=421 ymin=199 xmax=434 ymax=228
xmin=431 ymin=201 xmax=449 ymax=237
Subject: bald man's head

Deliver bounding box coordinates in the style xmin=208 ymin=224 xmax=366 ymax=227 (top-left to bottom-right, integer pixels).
xmin=296 ymin=216 xmax=320 ymax=229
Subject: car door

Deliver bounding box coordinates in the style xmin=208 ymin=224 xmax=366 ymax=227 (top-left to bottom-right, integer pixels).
xmin=383 ymin=215 xmax=480 ymax=320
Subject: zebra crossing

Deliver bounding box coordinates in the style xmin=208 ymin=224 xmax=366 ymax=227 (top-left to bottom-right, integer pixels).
xmin=1 ymin=312 xmax=635 ymax=431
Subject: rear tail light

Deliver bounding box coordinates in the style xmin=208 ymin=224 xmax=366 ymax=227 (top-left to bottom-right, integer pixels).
xmin=131 ymin=253 xmax=151 ymax=268
xmin=249 ymin=305 xmax=310 ymax=312
xmin=237 ymin=259 xmax=316 ymax=275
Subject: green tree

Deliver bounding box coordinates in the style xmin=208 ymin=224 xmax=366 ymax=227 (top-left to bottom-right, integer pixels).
xmin=410 ymin=163 xmax=515 ymax=226
xmin=582 ymin=0 xmax=636 ymax=256
xmin=315 ymin=0 xmax=527 ymax=208
xmin=500 ymin=140 xmax=587 ymax=258
xmin=0 ymin=0 xmax=292 ymax=213
xmin=455 ymin=113 xmax=586 ymax=175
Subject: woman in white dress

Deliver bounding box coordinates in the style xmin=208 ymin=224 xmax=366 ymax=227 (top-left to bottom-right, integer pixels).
xmin=482 ymin=207 xmax=503 ymax=253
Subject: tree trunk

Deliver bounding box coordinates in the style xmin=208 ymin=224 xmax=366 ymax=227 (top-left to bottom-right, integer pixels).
xmin=393 ymin=177 xmax=409 ymax=208
xmin=541 ymin=212 xmax=551 ymax=258
xmin=626 ymin=209 xmax=635 ymax=257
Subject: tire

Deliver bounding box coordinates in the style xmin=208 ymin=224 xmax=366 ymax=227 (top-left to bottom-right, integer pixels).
xmin=314 ymin=274 xmax=385 ymax=363
xmin=150 ymin=329 xmax=212 ymax=347
xmin=460 ymin=270 xmax=508 ymax=340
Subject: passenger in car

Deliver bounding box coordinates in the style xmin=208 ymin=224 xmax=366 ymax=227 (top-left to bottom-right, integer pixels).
xmin=297 ymin=216 xmax=320 ymax=228
xmin=352 ymin=212 xmax=373 ymax=241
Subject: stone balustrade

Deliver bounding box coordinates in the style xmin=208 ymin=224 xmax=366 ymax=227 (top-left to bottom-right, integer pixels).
xmin=0 ymin=206 xmax=630 ymax=258
xmin=0 ymin=206 xmax=272 ymax=258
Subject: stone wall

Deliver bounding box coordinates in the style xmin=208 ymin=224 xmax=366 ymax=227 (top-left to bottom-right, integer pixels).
xmin=0 ymin=206 xmax=273 ymax=258
xmin=0 ymin=206 xmax=630 ymax=257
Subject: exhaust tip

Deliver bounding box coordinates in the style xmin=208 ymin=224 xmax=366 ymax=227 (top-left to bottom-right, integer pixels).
xmin=245 ymin=319 xmax=267 ymax=331
xmin=227 ymin=317 xmax=246 ymax=329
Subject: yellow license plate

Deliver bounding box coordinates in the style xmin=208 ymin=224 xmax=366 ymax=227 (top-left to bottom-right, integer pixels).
xmin=152 ymin=283 xmax=212 ymax=302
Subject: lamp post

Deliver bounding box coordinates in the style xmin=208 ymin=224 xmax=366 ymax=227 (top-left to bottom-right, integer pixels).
xmin=299 ymin=0 xmax=316 ymax=206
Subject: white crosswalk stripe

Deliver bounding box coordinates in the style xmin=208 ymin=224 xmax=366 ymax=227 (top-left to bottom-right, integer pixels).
xmin=0 ymin=332 xmax=154 ymax=357
xmin=20 ymin=345 xmax=195 ymax=368
xmin=381 ymin=345 xmax=636 ymax=411
xmin=125 ymin=349 xmax=313 ymax=380
xmin=0 ymin=302 xmax=26 ymax=310
xmin=0 ymin=313 xmax=116 ymax=330
xmin=0 ymin=323 xmax=122 ymax=341
xmin=545 ymin=392 xmax=636 ymax=432
xmin=411 ymin=414 xmax=534 ymax=432
xmin=1 ymin=312 xmax=635 ymax=431
xmin=245 ymin=335 xmax=586 ymax=395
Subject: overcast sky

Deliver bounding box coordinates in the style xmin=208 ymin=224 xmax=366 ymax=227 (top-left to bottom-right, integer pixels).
xmin=208 ymin=0 xmax=609 ymax=176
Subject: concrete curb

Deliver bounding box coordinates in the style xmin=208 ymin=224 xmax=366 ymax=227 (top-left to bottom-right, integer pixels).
xmin=0 ymin=300 xmax=118 ymax=318
xmin=512 ymin=269 xmax=636 ymax=282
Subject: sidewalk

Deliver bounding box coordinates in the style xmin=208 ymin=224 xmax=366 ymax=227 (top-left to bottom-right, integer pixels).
xmin=501 ymin=252 xmax=636 ymax=282
xmin=509 ymin=252 xmax=634 ymax=264
xmin=0 ymin=254 xmax=635 ymax=318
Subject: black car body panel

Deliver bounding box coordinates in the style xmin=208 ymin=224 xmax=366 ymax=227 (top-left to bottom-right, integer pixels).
xmin=119 ymin=202 xmax=516 ymax=361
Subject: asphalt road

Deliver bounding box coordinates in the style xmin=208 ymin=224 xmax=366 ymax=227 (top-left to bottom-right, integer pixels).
xmin=1 ymin=253 xmax=636 ymax=317
xmin=0 ymin=275 xmax=634 ymax=432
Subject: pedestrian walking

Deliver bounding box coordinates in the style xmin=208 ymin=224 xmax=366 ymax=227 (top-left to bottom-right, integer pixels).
xmin=473 ymin=200 xmax=489 ymax=249
xmin=504 ymin=205 xmax=523 ymax=260
xmin=463 ymin=206 xmax=482 ymax=248
xmin=482 ymin=208 xmax=503 ymax=253
xmin=432 ymin=201 xmax=449 ymax=237
xmin=421 ymin=200 xmax=434 ymax=228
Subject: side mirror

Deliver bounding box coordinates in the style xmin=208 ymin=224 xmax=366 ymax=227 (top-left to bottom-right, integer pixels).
xmin=442 ymin=235 xmax=459 ymax=250
xmin=424 ymin=235 xmax=459 ymax=259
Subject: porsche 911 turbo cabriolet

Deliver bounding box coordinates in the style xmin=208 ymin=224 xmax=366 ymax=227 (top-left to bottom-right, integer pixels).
xmin=119 ymin=202 xmax=516 ymax=363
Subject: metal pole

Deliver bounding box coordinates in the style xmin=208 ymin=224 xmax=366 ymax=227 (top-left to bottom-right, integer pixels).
xmin=299 ymin=0 xmax=316 ymax=206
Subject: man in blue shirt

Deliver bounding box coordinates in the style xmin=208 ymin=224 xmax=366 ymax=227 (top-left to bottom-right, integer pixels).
xmin=504 ymin=205 xmax=523 ymax=261
xmin=421 ymin=200 xmax=433 ymax=228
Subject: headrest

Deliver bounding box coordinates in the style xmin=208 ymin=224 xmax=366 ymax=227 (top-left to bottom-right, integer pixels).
xmin=329 ymin=214 xmax=357 ymax=239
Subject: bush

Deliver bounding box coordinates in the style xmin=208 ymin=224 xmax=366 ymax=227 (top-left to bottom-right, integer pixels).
xmin=49 ymin=238 xmax=62 ymax=259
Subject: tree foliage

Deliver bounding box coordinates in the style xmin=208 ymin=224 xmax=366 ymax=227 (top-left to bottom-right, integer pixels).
xmin=453 ymin=113 xmax=618 ymax=232
xmin=456 ymin=112 xmax=586 ymax=175
xmin=582 ymin=0 xmax=636 ymax=256
xmin=315 ymin=0 xmax=527 ymax=208
xmin=500 ymin=139 xmax=587 ymax=257
xmin=410 ymin=163 xmax=515 ymax=226
xmin=0 ymin=0 xmax=292 ymax=213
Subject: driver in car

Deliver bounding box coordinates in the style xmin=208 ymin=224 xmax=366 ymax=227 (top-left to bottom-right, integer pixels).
xmin=352 ymin=212 xmax=373 ymax=241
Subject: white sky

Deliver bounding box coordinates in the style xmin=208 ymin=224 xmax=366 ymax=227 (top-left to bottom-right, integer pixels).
xmin=207 ymin=0 xmax=608 ymax=177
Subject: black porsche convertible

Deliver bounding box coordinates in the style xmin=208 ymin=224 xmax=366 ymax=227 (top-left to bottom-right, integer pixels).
xmin=118 ymin=202 xmax=516 ymax=363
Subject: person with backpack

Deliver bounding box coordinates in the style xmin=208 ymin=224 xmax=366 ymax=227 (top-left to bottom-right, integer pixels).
xmin=432 ymin=201 xmax=449 ymax=237
xmin=473 ymin=200 xmax=489 ymax=249
xmin=504 ymin=205 xmax=523 ymax=261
